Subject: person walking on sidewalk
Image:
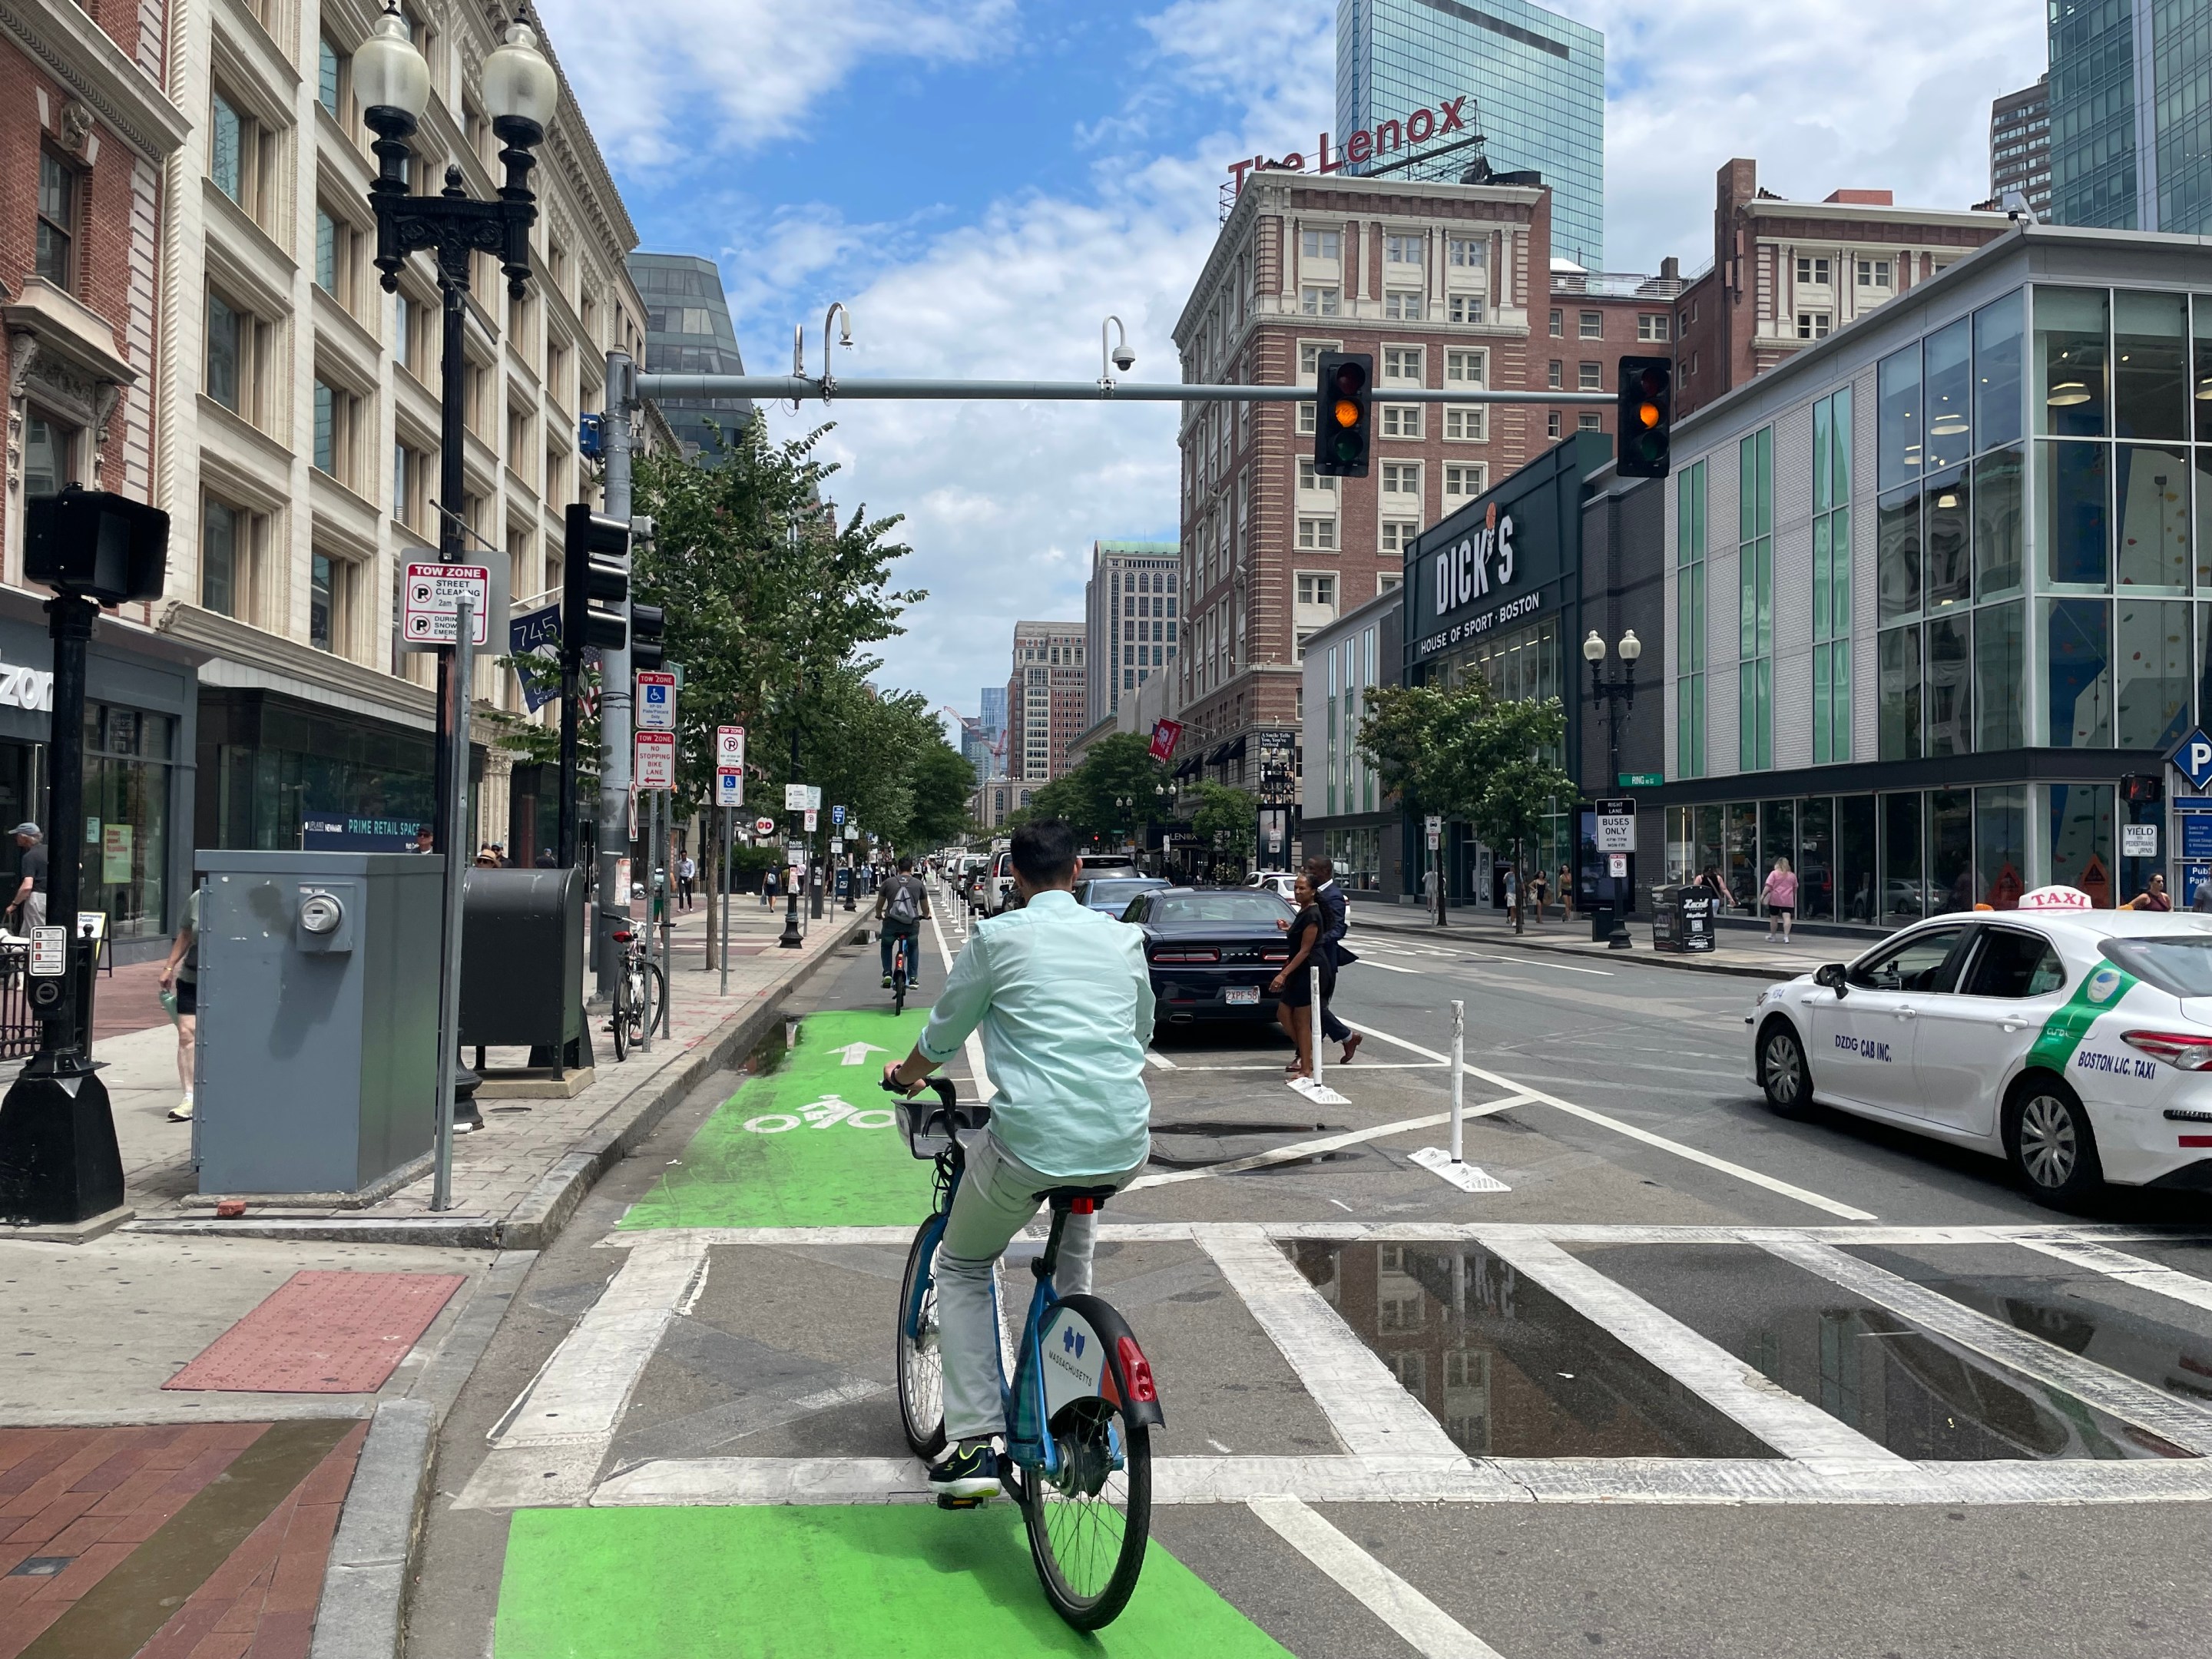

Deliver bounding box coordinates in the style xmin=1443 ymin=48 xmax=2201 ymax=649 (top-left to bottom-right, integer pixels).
xmin=1558 ymin=864 xmax=1574 ymax=922
xmin=880 ymin=818 xmax=1154 ymax=1501
xmin=7 ymin=823 xmax=46 ymax=934
xmin=1527 ymin=867 xmax=1549 ymax=926
xmin=1763 ymin=856 xmax=1798 ymax=943
xmin=1303 ymin=854 xmax=1362 ymax=1066
xmin=761 ymin=866 xmax=778 ymax=908
xmin=160 ymin=883 xmax=200 ymax=1121
xmin=875 ymin=855 xmax=931 ymax=988
xmin=677 ymin=853 xmax=697 ymax=910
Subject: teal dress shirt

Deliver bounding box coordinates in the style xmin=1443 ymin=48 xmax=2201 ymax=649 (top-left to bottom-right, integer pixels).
xmin=916 ymin=889 xmax=1155 ymax=1178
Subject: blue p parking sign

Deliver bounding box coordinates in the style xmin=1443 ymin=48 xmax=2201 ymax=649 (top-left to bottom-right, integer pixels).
xmin=2174 ymin=728 xmax=2212 ymax=790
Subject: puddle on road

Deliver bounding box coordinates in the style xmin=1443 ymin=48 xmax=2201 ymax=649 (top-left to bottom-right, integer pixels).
xmin=1838 ymin=1243 xmax=2212 ymax=1411
xmin=1284 ymin=1240 xmax=1776 ymax=1459
xmin=1578 ymin=1244 xmax=2196 ymax=1462
xmin=1147 ymin=1118 xmax=1343 ymax=1171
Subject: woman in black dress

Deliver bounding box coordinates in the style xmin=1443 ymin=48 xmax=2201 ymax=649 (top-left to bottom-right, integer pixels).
xmin=1269 ymin=873 xmax=1333 ymax=1080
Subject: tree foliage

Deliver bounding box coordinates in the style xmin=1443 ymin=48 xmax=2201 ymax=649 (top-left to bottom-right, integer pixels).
xmin=1357 ymin=680 xmax=1575 ymax=882
xmin=1190 ymin=781 xmax=1257 ymax=863
xmin=1004 ymin=733 xmax=1172 ymax=847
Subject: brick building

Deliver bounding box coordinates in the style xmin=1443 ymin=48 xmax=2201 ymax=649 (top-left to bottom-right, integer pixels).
xmin=1172 ymin=170 xmax=1565 ymax=790
xmin=4 ymin=0 xmax=187 ymax=565
xmin=1672 ymin=159 xmax=2012 ymax=419
xmin=1539 ymin=260 xmax=1688 ymax=443
xmin=1005 ymin=619 xmax=1084 ymax=783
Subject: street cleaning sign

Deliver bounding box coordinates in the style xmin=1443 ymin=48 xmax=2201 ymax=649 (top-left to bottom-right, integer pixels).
xmin=402 ymin=562 xmax=491 ymax=647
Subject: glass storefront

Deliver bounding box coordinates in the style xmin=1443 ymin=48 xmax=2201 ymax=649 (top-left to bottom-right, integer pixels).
xmin=1667 ymin=784 xmax=2080 ymax=924
xmin=82 ymin=704 xmax=174 ymax=939
xmin=1322 ymin=826 xmax=1385 ymax=889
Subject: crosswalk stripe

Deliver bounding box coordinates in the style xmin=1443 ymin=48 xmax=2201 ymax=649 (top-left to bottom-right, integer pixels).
xmin=1344 ymin=1018 xmax=1878 ymax=1221
xmin=1753 ymin=1236 xmax=2212 ymax=1455
xmin=1482 ymin=1235 xmax=1903 ymax=1465
xmin=1199 ymin=1226 xmax=1469 ymax=1465
xmin=2011 ymin=1237 xmax=2212 ymax=1316
xmin=1248 ymin=1497 xmax=1507 ymax=1659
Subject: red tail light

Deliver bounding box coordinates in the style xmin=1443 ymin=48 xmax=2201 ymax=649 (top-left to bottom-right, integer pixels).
xmin=611 ymin=930 xmax=635 ymax=942
xmin=1117 ymin=1336 xmax=1157 ymax=1404
xmin=1260 ymin=949 xmax=1289 ymax=962
xmin=1151 ymin=948 xmax=1219 ymax=963
xmin=2121 ymin=1030 xmax=2212 ymax=1070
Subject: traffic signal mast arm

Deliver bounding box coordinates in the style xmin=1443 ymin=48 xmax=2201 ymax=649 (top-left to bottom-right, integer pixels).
xmin=632 ymin=374 xmax=1615 ymax=406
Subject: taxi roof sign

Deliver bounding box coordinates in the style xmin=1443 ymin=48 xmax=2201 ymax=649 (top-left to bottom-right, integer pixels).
xmin=2017 ymin=885 xmax=2095 ymax=911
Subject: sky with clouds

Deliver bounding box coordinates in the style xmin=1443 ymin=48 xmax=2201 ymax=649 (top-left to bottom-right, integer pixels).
xmin=535 ymin=0 xmax=2048 ymax=730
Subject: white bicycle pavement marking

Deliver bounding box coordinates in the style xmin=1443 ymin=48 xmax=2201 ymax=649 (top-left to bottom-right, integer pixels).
xmin=1343 ymin=1018 xmax=1878 ymax=1221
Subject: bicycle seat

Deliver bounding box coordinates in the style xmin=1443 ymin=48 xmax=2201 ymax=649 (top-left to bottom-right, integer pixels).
xmin=1036 ymin=1185 xmax=1118 ymax=1211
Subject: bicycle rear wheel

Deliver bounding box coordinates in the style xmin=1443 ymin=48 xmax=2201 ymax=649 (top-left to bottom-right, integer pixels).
xmin=1021 ymin=1401 xmax=1151 ymax=1629
xmin=895 ymin=1224 xmax=946 ymax=1457
xmin=610 ymin=975 xmax=631 ymax=1061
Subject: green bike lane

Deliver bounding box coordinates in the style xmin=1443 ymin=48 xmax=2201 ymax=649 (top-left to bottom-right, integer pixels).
xmin=492 ymin=982 xmax=1300 ymax=1659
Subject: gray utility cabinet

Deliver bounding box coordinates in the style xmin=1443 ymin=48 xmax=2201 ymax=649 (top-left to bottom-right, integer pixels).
xmin=194 ymin=851 xmax=443 ymax=1197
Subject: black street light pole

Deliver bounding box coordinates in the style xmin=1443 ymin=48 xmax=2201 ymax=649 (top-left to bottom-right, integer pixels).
xmin=359 ymin=4 xmax=553 ymax=861
xmin=1582 ymin=629 xmax=1642 ymax=951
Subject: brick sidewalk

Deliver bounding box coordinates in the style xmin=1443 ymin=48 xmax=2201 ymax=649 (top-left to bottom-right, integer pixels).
xmin=118 ymin=896 xmax=864 ymax=1247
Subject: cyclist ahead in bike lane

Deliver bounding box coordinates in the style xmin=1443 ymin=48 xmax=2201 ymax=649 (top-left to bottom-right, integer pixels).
xmin=876 ymin=854 xmax=932 ymax=988
xmin=883 ymin=820 xmax=1154 ymax=1501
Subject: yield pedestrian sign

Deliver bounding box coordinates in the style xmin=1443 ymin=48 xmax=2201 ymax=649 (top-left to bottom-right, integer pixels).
xmin=634 ymin=730 xmax=676 ymax=789
xmin=717 ymin=725 xmax=745 ymax=768
xmin=715 ymin=770 xmax=743 ymax=808
xmin=2172 ymin=728 xmax=2212 ymax=790
xmin=635 ymin=670 xmax=676 ymax=730
xmin=402 ymin=561 xmax=490 ymax=646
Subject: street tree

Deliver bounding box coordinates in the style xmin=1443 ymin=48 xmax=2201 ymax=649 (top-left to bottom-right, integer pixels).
xmin=1190 ymin=780 xmax=1257 ymax=876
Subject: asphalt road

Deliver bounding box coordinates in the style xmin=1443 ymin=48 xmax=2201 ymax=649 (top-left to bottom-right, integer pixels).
xmin=409 ymin=886 xmax=2212 ymax=1659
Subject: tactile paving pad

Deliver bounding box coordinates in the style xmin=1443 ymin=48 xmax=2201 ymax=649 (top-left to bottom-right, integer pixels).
xmin=163 ymin=1270 xmax=466 ymax=1393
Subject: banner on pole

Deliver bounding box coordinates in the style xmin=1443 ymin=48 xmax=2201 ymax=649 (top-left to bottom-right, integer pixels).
xmin=508 ymin=601 xmax=562 ymax=711
xmin=1147 ymin=718 xmax=1184 ymax=763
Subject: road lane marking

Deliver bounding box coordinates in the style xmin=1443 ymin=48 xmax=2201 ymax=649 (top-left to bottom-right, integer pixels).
xmin=1247 ymin=1496 xmax=1507 ymax=1659
xmin=2011 ymin=1237 xmax=2212 ymax=1316
xmin=456 ymin=1234 xmax=706 ymax=1509
xmin=1162 ymin=1061 xmax=1444 ymax=1071
xmin=1145 ymin=1048 xmax=1177 ymax=1070
xmin=1200 ymin=1225 xmax=1470 ymax=1464
xmin=1358 ymin=959 xmax=1423 ymax=974
xmin=1483 ymin=1235 xmax=1902 ymax=1465
xmin=925 ymin=907 xmax=993 ymax=1101
xmin=1343 ymin=1019 xmax=1877 ymax=1222
xmin=1753 ymin=1235 xmax=2212 ymax=1455
xmin=589 ymin=1452 xmax=2212 ymax=1507
xmin=1127 ymin=1098 xmax=1534 ymax=1190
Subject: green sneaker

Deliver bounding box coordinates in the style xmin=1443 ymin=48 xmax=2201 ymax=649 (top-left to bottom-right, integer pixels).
xmin=929 ymin=1442 xmax=998 ymax=1506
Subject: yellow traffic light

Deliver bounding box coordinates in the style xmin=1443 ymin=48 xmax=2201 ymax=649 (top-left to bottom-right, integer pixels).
xmin=1334 ymin=399 xmax=1359 ymax=427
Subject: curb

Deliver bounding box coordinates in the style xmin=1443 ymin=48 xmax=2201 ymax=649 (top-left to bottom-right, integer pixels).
xmin=127 ymin=917 xmax=867 ymax=1250
xmin=1350 ymin=911 xmax=1808 ymax=982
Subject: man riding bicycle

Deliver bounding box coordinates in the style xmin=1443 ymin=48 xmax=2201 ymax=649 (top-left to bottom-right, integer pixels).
xmin=882 ymin=820 xmax=1154 ymax=1501
xmin=874 ymin=855 xmax=932 ymax=989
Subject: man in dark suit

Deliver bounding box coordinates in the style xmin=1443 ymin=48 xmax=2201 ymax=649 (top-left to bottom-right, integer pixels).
xmin=1303 ymin=855 xmax=1363 ymax=1065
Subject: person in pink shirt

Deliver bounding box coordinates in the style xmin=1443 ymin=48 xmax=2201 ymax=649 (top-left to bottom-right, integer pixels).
xmin=1763 ymin=856 xmax=1798 ymax=943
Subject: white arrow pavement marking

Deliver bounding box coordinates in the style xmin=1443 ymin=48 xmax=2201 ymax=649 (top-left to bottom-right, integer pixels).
xmin=1247 ymin=1496 xmax=1508 ymax=1659
xmin=1343 ymin=1018 xmax=1876 ymax=1222
xmin=833 ymin=1041 xmax=889 ymax=1065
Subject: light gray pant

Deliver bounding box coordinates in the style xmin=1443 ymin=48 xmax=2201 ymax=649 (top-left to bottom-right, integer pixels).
xmin=936 ymin=1132 xmax=1144 ymax=1445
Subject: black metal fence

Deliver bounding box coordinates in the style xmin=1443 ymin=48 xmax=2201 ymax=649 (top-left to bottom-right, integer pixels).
xmin=0 ymin=944 xmax=39 ymax=1059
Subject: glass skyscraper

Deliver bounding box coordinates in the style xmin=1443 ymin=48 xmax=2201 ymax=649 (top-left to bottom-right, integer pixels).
xmin=628 ymin=253 xmax=751 ymax=462
xmin=1336 ymin=0 xmax=1604 ymax=268
xmin=2048 ymin=0 xmax=2212 ymax=233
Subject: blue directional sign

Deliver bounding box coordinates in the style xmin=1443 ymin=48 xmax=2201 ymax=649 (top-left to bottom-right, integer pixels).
xmin=832 ymin=804 xmax=846 ymax=826
xmin=508 ymin=602 xmax=562 ymax=712
xmin=2174 ymin=728 xmax=2212 ymax=790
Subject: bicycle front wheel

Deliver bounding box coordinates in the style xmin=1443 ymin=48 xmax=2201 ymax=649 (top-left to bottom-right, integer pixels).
xmin=1021 ymin=1402 xmax=1151 ymax=1630
xmin=610 ymin=976 xmax=631 ymax=1061
xmin=895 ymin=1224 xmax=946 ymax=1458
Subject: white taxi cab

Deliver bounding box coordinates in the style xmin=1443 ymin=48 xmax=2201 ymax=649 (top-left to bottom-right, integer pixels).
xmin=1747 ymin=886 xmax=2212 ymax=1206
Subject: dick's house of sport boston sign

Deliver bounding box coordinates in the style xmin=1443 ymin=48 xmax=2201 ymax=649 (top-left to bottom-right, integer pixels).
xmin=1408 ymin=436 xmax=1595 ymax=665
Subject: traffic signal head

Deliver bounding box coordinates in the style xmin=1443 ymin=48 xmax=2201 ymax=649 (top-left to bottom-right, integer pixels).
xmin=630 ymin=601 xmax=666 ymax=672
xmin=1313 ymin=350 xmax=1373 ymax=478
xmin=562 ymin=504 xmax=630 ymax=671
xmin=1615 ymin=355 xmax=1673 ymax=478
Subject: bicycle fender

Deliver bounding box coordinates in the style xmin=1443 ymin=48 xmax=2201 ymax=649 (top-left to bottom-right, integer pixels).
xmin=1038 ymin=1295 xmax=1164 ymax=1429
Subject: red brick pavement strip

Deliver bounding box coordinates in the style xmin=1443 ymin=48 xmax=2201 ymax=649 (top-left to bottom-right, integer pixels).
xmin=135 ymin=1422 xmax=367 ymax=1659
xmin=92 ymin=958 xmax=172 ymax=1042
xmin=0 ymin=1426 xmax=267 ymax=1659
xmin=161 ymin=1273 xmax=466 ymax=1395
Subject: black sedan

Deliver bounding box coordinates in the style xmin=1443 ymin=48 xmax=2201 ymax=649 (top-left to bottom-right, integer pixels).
xmin=1121 ymin=886 xmax=1297 ymax=1030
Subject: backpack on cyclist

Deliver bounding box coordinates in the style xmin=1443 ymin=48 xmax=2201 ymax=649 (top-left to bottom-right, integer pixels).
xmin=886 ymin=876 xmax=922 ymax=927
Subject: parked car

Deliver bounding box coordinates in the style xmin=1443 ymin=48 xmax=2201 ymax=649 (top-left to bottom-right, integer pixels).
xmin=1747 ymin=898 xmax=2212 ymax=1206
xmin=1074 ymin=875 xmax=1170 ymax=916
xmin=1123 ymin=886 xmax=1296 ymax=1034
xmin=1246 ymin=870 xmax=1298 ymax=902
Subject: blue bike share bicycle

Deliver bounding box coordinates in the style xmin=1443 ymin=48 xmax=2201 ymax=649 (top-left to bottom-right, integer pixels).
xmin=883 ymin=1075 xmax=1162 ymax=1629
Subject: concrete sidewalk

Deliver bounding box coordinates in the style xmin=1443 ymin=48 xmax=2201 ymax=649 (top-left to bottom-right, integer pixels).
xmin=52 ymin=892 xmax=865 ymax=1250
xmin=1347 ymin=897 xmax=1853 ymax=981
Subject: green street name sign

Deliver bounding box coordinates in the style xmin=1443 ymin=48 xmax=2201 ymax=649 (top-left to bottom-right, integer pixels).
xmin=1618 ymin=772 xmax=1664 ymax=787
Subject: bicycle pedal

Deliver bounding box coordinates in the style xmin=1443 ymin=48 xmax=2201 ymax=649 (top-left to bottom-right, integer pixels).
xmin=934 ymin=1492 xmax=992 ymax=1511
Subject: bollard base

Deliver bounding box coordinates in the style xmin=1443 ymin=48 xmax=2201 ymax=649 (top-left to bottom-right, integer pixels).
xmin=0 ymin=1069 xmax=126 ymax=1227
